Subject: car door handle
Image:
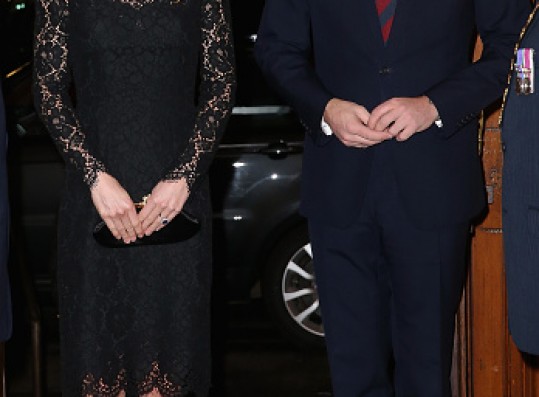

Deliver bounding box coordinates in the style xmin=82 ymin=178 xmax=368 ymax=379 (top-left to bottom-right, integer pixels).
xmin=259 ymin=142 xmax=302 ymax=159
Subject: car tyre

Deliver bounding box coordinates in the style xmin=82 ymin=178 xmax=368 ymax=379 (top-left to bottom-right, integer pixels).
xmin=262 ymin=225 xmax=325 ymax=348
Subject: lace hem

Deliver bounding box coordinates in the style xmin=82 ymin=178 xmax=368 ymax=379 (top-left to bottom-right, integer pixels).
xmin=82 ymin=361 xmax=187 ymax=397
xmin=82 ymin=369 xmax=126 ymax=397
xmin=111 ymin=0 xmax=186 ymax=10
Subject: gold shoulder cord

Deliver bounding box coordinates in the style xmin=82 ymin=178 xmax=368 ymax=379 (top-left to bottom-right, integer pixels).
xmin=499 ymin=4 xmax=539 ymax=127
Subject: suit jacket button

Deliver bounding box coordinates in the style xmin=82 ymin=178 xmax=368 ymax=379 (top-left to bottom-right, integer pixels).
xmin=379 ymin=67 xmax=392 ymax=75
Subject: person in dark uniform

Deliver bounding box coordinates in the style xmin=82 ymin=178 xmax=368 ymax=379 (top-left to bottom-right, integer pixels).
xmin=501 ymin=3 xmax=539 ymax=356
xmin=255 ymin=0 xmax=530 ymax=395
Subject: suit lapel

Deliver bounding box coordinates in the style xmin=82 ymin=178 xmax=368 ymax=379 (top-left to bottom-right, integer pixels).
xmin=354 ymin=0 xmax=386 ymax=55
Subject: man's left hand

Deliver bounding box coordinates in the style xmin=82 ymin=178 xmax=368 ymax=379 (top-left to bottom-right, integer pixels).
xmin=367 ymin=96 xmax=439 ymax=141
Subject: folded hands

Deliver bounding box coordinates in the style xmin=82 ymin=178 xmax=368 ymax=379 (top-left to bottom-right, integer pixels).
xmin=90 ymin=173 xmax=190 ymax=244
xmin=323 ymin=96 xmax=439 ymax=148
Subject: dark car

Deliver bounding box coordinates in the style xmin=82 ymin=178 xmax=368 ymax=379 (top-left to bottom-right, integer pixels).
xmin=3 ymin=0 xmax=324 ymax=347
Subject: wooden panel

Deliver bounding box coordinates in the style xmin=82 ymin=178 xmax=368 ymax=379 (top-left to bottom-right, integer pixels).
xmin=468 ymin=107 xmax=539 ymax=397
xmin=509 ymin=337 xmax=526 ymax=396
xmin=470 ymin=232 xmax=506 ymax=396
xmin=468 ymin=105 xmax=506 ymax=396
xmin=454 ymin=20 xmax=539 ymax=397
xmin=464 ymin=34 xmax=538 ymax=397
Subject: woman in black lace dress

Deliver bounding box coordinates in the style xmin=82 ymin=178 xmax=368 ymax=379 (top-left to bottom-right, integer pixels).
xmin=33 ymin=0 xmax=235 ymax=394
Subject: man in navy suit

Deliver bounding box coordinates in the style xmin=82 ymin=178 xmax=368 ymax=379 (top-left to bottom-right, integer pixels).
xmin=256 ymin=0 xmax=529 ymax=395
xmin=0 ymin=82 xmax=11 ymax=344
xmin=502 ymin=3 xmax=539 ymax=356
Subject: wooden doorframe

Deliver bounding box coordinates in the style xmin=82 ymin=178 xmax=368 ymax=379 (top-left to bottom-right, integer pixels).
xmin=457 ymin=33 xmax=539 ymax=397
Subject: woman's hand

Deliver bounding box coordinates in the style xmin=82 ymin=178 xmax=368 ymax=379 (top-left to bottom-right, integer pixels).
xmin=90 ymin=172 xmax=143 ymax=244
xmin=138 ymin=178 xmax=190 ymax=236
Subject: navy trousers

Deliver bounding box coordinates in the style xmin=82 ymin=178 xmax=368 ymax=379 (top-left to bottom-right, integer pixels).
xmin=309 ymin=146 xmax=469 ymax=397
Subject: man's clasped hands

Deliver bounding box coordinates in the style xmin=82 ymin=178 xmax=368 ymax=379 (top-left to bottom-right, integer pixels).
xmin=323 ymin=96 xmax=440 ymax=148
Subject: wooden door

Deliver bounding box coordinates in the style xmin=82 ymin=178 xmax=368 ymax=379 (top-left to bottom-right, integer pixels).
xmin=468 ymin=103 xmax=539 ymax=397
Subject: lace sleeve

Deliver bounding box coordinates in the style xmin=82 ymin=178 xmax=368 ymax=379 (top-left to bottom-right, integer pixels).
xmin=162 ymin=0 xmax=236 ymax=191
xmin=33 ymin=0 xmax=106 ymax=188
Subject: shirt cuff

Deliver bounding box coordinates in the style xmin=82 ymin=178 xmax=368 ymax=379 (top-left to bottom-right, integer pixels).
xmin=321 ymin=117 xmax=334 ymax=136
xmin=427 ymin=97 xmax=443 ymax=128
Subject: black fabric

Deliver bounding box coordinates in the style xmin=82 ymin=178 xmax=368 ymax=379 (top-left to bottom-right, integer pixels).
xmin=0 ymin=81 xmax=11 ymax=342
xmin=308 ymin=146 xmax=469 ymax=397
xmin=93 ymin=210 xmax=200 ymax=248
xmin=33 ymin=0 xmax=235 ymax=394
xmin=501 ymin=3 xmax=539 ymax=356
xmin=255 ymin=0 xmax=529 ymax=229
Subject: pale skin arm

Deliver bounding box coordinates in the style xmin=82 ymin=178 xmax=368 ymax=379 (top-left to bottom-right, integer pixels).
xmin=323 ymin=98 xmax=393 ymax=148
xmin=138 ymin=178 xmax=190 ymax=236
xmin=91 ymin=172 xmax=142 ymax=244
xmin=91 ymin=173 xmax=189 ymax=243
xmin=367 ymin=96 xmax=439 ymax=141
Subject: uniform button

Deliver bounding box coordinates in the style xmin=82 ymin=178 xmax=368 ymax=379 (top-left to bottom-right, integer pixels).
xmin=502 ymin=143 xmax=507 ymax=152
xmin=379 ymin=67 xmax=392 ymax=75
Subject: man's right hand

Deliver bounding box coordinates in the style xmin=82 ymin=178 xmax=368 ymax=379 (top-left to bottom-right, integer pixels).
xmin=323 ymin=98 xmax=393 ymax=148
xmin=90 ymin=172 xmax=143 ymax=244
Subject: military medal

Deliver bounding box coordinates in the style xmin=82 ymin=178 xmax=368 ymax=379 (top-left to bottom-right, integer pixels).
xmin=515 ymin=48 xmax=535 ymax=95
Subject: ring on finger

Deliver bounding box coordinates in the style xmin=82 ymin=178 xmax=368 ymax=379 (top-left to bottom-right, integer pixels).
xmin=159 ymin=214 xmax=169 ymax=226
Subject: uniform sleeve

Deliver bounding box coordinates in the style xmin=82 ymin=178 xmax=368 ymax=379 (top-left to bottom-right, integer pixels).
xmin=254 ymin=0 xmax=333 ymax=146
xmin=425 ymin=0 xmax=530 ymax=139
xmin=162 ymin=0 xmax=236 ymax=192
xmin=33 ymin=0 xmax=107 ymax=188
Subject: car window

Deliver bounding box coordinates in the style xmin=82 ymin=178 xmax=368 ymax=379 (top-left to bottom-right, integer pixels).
xmin=230 ymin=0 xmax=283 ymax=108
xmin=225 ymin=0 xmax=304 ymax=145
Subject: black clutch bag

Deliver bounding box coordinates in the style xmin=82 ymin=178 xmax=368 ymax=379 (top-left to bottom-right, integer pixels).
xmin=93 ymin=195 xmax=200 ymax=248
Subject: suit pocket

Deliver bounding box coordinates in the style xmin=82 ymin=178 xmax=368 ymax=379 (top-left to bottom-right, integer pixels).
xmin=527 ymin=206 xmax=539 ymax=236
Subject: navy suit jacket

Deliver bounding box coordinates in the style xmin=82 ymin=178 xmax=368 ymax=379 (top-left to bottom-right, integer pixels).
xmin=501 ymin=3 xmax=539 ymax=355
xmin=0 ymin=82 xmax=11 ymax=342
xmin=256 ymin=0 xmax=530 ymax=229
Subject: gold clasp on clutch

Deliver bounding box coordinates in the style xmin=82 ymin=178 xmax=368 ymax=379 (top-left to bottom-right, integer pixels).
xmin=134 ymin=195 xmax=150 ymax=211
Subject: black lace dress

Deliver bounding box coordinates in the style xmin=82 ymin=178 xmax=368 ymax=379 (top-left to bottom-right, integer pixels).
xmin=33 ymin=0 xmax=235 ymax=394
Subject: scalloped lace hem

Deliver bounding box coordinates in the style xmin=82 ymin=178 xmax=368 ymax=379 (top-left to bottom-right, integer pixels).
xmin=82 ymin=361 xmax=187 ymax=397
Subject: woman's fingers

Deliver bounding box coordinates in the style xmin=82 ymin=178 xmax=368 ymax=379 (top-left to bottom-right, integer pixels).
xmin=119 ymin=214 xmax=137 ymax=243
xmin=140 ymin=203 xmax=161 ymax=236
xmin=142 ymin=201 xmax=180 ymax=236
xmin=153 ymin=208 xmax=175 ymax=233
xmin=135 ymin=178 xmax=190 ymax=237
xmin=137 ymin=202 xmax=159 ymax=236
xmin=111 ymin=215 xmax=130 ymax=243
xmin=127 ymin=208 xmax=143 ymax=238
xmin=146 ymin=216 xmax=163 ymax=236
xmin=102 ymin=217 xmax=121 ymax=240
xmin=90 ymin=172 xmax=140 ymax=244
xmin=144 ymin=207 xmax=174 ymax=236
xmin=102 ymin=210 xmax=140 ymax=244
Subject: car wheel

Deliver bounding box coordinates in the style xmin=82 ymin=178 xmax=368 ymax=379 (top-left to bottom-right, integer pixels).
xmin=262 ymin=226 xmax=325 ymax=348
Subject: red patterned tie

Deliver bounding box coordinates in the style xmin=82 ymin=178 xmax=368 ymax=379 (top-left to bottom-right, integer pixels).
xmin=375 ymin=0 xmax=397 ymax=43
